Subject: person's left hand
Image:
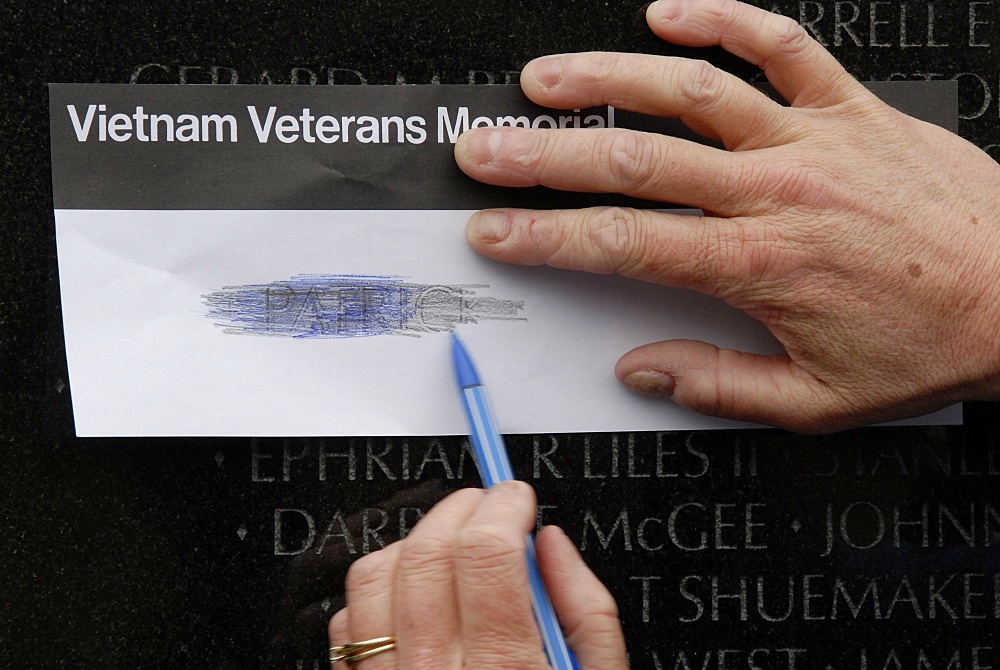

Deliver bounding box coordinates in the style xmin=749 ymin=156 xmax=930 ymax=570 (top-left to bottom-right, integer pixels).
xmin=327 ymin=481 xmax=628 ymax=668
xmin=451 ymin=0 xmax=1000 ymax=433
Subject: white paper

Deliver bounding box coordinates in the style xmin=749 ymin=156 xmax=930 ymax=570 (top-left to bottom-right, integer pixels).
xmin=53 ymin=209 xmax=961 ymax=436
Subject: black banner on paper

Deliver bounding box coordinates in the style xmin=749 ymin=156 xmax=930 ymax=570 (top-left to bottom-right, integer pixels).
xmin=49 ymin=81 xmax=956 ymax=210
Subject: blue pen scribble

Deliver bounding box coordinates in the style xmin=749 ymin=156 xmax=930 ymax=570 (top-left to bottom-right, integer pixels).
xmin=203 ymin=274 xmax=526 ymax=338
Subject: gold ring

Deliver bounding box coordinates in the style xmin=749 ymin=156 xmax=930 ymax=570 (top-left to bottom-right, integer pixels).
xmin=329 ymin=636 xmax=397 ymax=667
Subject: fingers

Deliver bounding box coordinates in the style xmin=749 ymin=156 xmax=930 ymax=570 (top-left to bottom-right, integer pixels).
xmin=338 ymin=543 xmax=402 ymax=670
xmin=644 ymin=0 xmax=863 ymax=108
xmin=518 ymin=52 xmax=790 ymax=150
xmin=392 ymin=488 xmax=481 ymax=667
xmin=454 ymin=481 xmax=547 ymax=667
xmin=466 ymin=207 xmax=747 ymax=294
xmin=536 ymin=526 xmax=628 ymax=669
xmin=328 ymin=608 xmax=350 ymax=659
xmin=614 ymin=339 xmax=839 ymax=433
xmin=455 ymin=127 xmax=746 ymax=215
xmin=332 ymin=484 xmax=552 ymax=668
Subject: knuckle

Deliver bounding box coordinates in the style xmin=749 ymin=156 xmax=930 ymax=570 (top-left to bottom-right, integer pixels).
xmin=582 ymin=589 xmax=621 ymax=625
xmin=513 ymin=129 xmax=549 ymax=171
xmin=746 ymin=156 xmax=837 ymax=210
xmin=733 ymin=226 xmax=789 ymax=285
xmin=598 ymin=130 xmax=659 ymax=191
xmin=692 ymin=222 xmax=797 ymax=305
xmin=685 ymin=369 xmax=734 ymax=419
xmin=676 ymin=59 xmax=725 ymax=111
xmin=345 ymin=551 xmax=391 ymax=592
xmin=523 ymin=212 xmax=558 ymax=253
xmin=581 ymin=207 xmax=650 ymax=274
xmin=454 ymin=525 xmax=522 ymax=577
xmin=707 ymin=350 xmax=760 ymax=419
xmin=777 ymin=165 xmax=836 ymax=209
xmin=395 ymin=533 xmax=453 ymax=579
xmin=769 ymin=14 xmax=814 ymax=58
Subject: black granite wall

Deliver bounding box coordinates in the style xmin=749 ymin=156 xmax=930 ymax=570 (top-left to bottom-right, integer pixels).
xmin=2 ymin=1 xmax=998 ymax=668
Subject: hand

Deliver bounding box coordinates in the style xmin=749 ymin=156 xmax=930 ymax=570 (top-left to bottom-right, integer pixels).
xmin=453 ymin=0 xmax=1000 ymax=433
xmin=327 ymin=481 xmax=628 ymax=669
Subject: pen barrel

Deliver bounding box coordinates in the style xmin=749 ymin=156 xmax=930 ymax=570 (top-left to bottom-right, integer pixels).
xmin=461 ymin=384 xmax=515 ymax=487
xmin=458 ymin=385 xmax=578 ymax=670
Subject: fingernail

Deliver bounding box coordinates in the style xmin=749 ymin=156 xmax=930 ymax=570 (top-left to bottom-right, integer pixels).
xmin=650 ymin=0 xmax=685 ymax=22
xmin=529 ymin=56 xmax=563 ymax=91
xmin=470 ymin=210 xmax=513 ymax=244
xmin=463 ymin=129 xmax=504 ymax=166
xmin=623 ymin=370 xmax=676 ymax=397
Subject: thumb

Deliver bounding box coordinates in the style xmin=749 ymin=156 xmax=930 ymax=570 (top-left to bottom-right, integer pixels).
xmin=615 ymin=339 xmax=834 ymax=433
xmin=535 ymin=526 xmax=628 ymax=670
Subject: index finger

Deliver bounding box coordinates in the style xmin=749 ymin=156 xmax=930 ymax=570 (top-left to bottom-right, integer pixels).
xmin=455 ymin=126 xmax=749 ymax=217
xmin=392 ymin=488 xmax=483 ymax=667
xmin=453 ymin=481 xmax=548 ymax=667
xmin=517 ymin=51 xmax=790 ymax=151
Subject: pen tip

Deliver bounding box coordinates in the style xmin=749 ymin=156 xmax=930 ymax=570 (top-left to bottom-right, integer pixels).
xmin=450 ymin=332 xmax=481 ymax=388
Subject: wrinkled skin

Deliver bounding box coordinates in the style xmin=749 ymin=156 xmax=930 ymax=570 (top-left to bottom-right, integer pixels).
xmin=328 ymin=482 xmax=627 ymax=669
xmin=329 ymin=2 xmax=1000 ymax=667
xmin=456 ymin=0 xmax=1000 ymax=433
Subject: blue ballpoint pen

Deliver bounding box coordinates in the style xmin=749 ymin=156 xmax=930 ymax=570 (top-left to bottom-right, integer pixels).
xmin=450 ymin=333 xmax=580 ymax=670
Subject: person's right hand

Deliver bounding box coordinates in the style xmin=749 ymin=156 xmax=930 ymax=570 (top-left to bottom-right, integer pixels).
xmin=328 ymin=481 xmax=628 ymax=669
xmin=455 ymin=0 xmax=1000 ymax=433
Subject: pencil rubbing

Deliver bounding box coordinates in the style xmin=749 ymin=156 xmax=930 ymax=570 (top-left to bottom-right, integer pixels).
xmin=203 ymin=274 xmax=526 ymax=338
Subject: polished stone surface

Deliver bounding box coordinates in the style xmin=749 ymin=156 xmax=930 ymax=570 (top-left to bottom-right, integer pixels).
xmin=2 ymin=1 xmax=998 ymax=667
